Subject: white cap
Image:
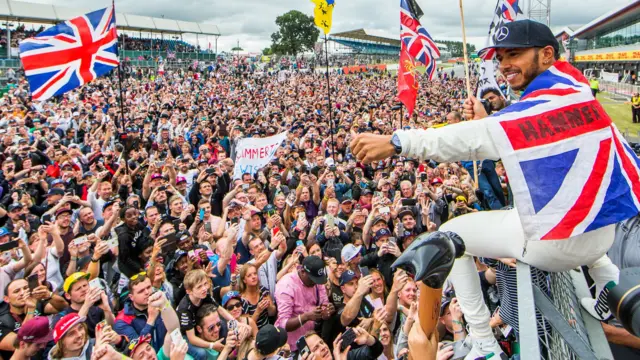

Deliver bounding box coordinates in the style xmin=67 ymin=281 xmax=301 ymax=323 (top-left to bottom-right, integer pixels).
xmin=341 ymin=244 xmax=362 ymax=262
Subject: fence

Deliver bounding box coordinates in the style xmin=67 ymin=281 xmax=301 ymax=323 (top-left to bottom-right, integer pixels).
xmin=600 ymin=80 xmax=640 ymax=100
xmin=517 ymin=262 xmax=613 ymax=360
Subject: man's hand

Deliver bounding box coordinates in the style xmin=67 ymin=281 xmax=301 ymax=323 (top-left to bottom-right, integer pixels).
xmin=169 ymin=339 xmax=189 ymax=360
xmin=350 ymin=134 xmax=395 ymax=164
xmin=449 ymin=298 xmax=463 ymax=322
xmin=356 ymin=275 xmax=374 ymax=297
xmin=31 ymin=285 xmax=51 ymax=301
xmin=353 ymin=327 xmax=374 ymax=346
xmin=303 ymin=306 xmax=324 ymax=322
xmin=462 ymin=96 xmax=488 ymax=120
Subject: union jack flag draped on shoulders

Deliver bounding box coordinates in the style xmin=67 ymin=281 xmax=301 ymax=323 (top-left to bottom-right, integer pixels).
xmin=478 ymin=0 xmax=523 ymax=60
xmin=486 ymin=61 xmax=640 ymax=242
xmin=399 ymin=0 xmax=440 ymax=80
xmin=19 ymin=6 xmax=119 ymax=102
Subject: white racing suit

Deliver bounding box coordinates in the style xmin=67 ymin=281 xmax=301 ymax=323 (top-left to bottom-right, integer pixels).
xmin=395 ymin=120 xmax=619 ymax=341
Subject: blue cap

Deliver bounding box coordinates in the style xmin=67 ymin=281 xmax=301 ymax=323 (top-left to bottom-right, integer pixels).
xmin=0 ymin=227 xmax=11 ymax=237
xmin=339 ymin=270 xmax=358 ymax=286
xmin=221 ymin=291 xmax=241 ymax=307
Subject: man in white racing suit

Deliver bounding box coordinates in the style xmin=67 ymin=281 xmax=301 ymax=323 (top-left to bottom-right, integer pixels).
xmin=351 ymin=20 xmax=622 ymax=359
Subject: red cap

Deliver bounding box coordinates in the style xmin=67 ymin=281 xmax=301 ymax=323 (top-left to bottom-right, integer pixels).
xmin=430 ymin=177 xmax=443 ymax=185
xmin=17 ymin=317 xmax=53 ymax=344
xmin=53 ymin=313 xmax=86 ymax=343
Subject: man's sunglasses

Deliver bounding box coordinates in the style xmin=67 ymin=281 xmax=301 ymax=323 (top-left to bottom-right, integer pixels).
xmin=207 ymin=321 xmax=222 ymax=332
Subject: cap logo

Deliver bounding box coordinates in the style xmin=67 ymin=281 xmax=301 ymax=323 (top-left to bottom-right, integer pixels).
xmin=317 ymin=268 xmax=326 ymax=277
xmin=495 ymin=26 xmax=509 ymax=42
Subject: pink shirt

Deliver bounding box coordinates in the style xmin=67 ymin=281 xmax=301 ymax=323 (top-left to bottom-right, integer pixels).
xmin=274 ymin=271 xmax=329 ymax=351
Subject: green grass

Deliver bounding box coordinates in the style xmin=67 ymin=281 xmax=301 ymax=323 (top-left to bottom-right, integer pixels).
xmin=598 ymin=93 xmax=639 ymax=137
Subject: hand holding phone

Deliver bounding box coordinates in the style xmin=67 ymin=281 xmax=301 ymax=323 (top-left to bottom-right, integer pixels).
xmin=339 ymin=328 xmax=357 ymax=351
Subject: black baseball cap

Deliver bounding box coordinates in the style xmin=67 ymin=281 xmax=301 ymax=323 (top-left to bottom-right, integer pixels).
xmin=302 ymin=255 xmax=327 ymax=284
xmin=255 ymin=325 xmax=288 ymax=355
xmin=479 ymin=19 xmax=559 ymax=58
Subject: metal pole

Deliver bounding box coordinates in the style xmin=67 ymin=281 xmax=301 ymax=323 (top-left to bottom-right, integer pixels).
xmin=215 ymin=36 xmax=218 ymax=55
xmin=6 ymin=24 xmax=10 ymax=60
xmin=400 ymin=105 xmax=403 ymax=129
xmin=324 ymin=34 xmax=336 ymax=162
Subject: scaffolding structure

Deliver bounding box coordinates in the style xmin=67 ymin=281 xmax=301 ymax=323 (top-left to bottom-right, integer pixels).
xmin=527 ymin=0 xmax=551 ymax=27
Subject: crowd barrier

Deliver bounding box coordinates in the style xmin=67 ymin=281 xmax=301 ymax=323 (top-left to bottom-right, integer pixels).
xmin=600 ymin=80 xmax=640 ymax=100
xmin=517 ymin=262 xmax=613 ymax=360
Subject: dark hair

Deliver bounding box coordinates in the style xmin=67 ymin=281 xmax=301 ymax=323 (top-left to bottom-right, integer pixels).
xmin=196 ymin=303 xmax=219 ymax=327
xmin=480 ymin=88 xmax=502 ymax=99
xmin=4 ymin=278 xmax=24 ymax=299
xmin=119 ymin=205 xmax=135 ymax=219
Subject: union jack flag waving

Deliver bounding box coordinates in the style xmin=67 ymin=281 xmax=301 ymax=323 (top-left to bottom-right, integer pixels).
xmin=486 ymin=61 xmax=640 ymax=242
xmin=19 ymin=6 xmax=119 ymax=102
xmin=478 ymin=0 xmax=522 ymax=60
xmin=399 ymin=0 xmax=440 ymax=80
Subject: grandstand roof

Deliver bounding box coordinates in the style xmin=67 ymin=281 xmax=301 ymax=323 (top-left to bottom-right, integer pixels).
xmin=554 ymin=27 xmax=574 ymax=39
xmin=0 ymin=0 xmax=220 ymax=36
xmin=330 ymin=29 xmax=400 ymax=46
xmin=572 ymin=0 xmax=640 ymax=39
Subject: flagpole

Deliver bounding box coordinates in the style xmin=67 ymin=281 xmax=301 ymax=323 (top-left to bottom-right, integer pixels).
xmin=458 ymin=0 xmax=479 ymax=189
xmin=324 ymin=34 xmax=336 ymax=163
xmin=400 ymin=105 xmax=403 ymax=130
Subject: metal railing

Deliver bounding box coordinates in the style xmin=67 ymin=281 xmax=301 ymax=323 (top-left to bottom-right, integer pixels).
xmin=600 ymin=80 xmax=640 ymax=100
xmin=517 ymin=262 xmax=613 ymax=360
xmin=120 ymin=50 xmax=216 ymax=62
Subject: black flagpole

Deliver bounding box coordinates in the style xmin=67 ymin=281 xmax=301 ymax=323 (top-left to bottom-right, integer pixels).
xmin=400 ymin=105 xmax=403 ymax=129
xmin=112 ymin=0 xmax=125 ymax=134
xmin=114 ymin=0 xmax=128 ymax=174
xmin=324 ymin=34 xmax=336 ymax=163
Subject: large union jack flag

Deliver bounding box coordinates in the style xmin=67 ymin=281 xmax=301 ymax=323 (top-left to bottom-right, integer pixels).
xmin=487 ymin=61 xmax=640 ymax=241
xmin=399 ymin=0 xmax=440 ymax=80
xmin=19 ymin=6 xmax=119 ymax=102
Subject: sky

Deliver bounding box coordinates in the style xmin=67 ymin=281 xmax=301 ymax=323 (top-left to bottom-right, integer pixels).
xmin=16 ymin=0 xmax=636 ymax=53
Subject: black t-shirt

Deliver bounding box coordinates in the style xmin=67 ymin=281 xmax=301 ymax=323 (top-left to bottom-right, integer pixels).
xmin=321 ymin=297 xmax=375 ymax=346
xmin=0 ymin=302 xmax=45 ymax=360
xmin=329 ymin=281 xmax=344 ymax=306
xmin=176 ymin=294 xmax=217 ymax=334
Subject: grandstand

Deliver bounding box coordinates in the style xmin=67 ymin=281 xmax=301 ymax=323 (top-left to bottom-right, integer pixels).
xmin=328 ymin=28 xmax=451 ymax=61
xmin=0 ymin=0 xmax=220 ymax=65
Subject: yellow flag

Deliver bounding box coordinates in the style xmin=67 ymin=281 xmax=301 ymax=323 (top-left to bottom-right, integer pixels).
xmin=311 ymin=0 xmax=334 ymax=35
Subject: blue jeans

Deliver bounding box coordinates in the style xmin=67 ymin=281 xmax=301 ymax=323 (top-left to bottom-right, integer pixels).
xmin=462 ymin=160 xmax=506 ymax=210
xmin=187 ymin=343 xmax=208 ymax=360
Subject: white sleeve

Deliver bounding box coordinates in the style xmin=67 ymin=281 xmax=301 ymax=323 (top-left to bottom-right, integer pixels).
xmin=394 ymin=120 xmax=501 ymax=163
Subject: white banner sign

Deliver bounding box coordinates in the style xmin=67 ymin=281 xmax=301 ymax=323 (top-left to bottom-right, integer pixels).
xmin=233 ymin=132 xmax=287 ymax=179
xmin=476 ymin=60 xmax=505 ymax=100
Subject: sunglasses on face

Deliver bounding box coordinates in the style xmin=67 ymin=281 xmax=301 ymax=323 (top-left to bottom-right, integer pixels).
xmin=225 ymin=302 xmax=242 ymax=310
xmin=207 ymin=321 xmax=222 ymax=332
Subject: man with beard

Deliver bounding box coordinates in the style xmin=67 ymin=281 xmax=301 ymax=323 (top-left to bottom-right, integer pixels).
xmin=351 ymin=20 xmax=623 ymax=358
xmin=74 ymin=206 xmax=103 ymax=236
xmin=176 ymin=157 xmax=198 ymax=191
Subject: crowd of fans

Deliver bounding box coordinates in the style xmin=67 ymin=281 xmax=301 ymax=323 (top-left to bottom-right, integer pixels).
xmin=118 ymin=34 xmax=203 ymax=54
xmin=0 ymin=52 xmax=634 ymax=360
